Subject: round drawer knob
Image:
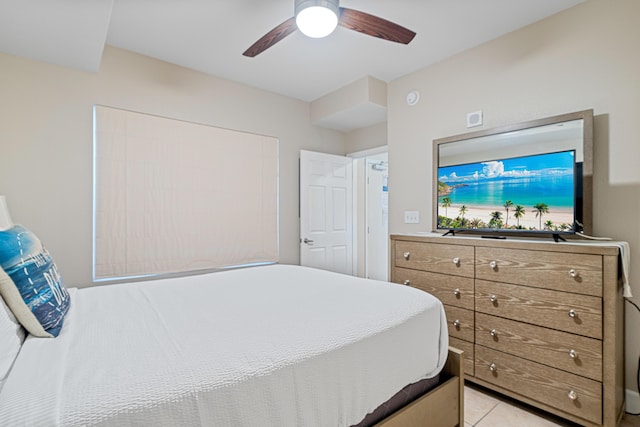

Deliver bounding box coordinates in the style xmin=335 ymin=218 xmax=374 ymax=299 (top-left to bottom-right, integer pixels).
xmin=452 ymin=257 xmax=460 ymax=266
xmin=453 ymin=319 xmax=460 ymax=328
xmin=568 ymin=390 xmax=578 ymax=401
xmin=569 ymin=349 xmax=578 ymax=359
xmin=453 ymin=288 xmax=460 ymax=296
xmin=489 ymin=260 xmax=498 ymax=270
xmin=490 ymin=329 xmax=497 ymax=337
xmin=489 ymin=363 xmax=497 ymax=372
xmin=569 ymin=268 xmax=578 ymax=278
xmin=403 ymin=252 xmax=411 ymax=260
xmin=403 ymin=280 xmax=411 ymax=286
xmin=568 ymin=309 xmax=577 ymax=318
xmin=489 ymin=295 xmax=498 ymax=303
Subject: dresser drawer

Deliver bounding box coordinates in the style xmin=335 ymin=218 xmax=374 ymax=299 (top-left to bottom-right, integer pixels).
xmin=449 ymin=337 xmax=474 ymax=377
xmin=475 ymin=280 xmax=602 ymax=339
xmin=394 ymin=241 xmax=474 ymax=278
xmin=444 ymin=305 xmax=474 ymax=342
xmin=475 ymin=346 xmax=602 ymax=425
xmin=476 ymin=247 xmax=602 ymax=297
xmin=476 ymin=313 xmax=602 ymax=381
xmin=394 ymin=268 xmax=474 ymax=310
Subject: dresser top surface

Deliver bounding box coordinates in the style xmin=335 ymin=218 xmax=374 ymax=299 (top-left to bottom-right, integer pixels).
xmin=391 ymin=233 xmax=622 ymax=256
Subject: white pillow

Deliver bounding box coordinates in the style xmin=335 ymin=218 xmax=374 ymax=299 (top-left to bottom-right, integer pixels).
xmin=0 ymin=274 xmax=26 ymax=383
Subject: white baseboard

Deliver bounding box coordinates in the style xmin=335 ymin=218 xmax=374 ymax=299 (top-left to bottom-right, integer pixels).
xmin=627 ymin=388 xmax=640 ymax=414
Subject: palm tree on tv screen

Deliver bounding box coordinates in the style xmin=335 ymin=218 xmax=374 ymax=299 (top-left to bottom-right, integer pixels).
xmin=442 ymin=197 xmax=452 ymax=218
xmin=514 ymin=205 xmax=525 ymax=228
xmin=532 ymin=203 xmax=549 ymax=230
xmin=503 ymin=200 xmax=514 ymax=227
xmin=489 ymin=211 xmax=503 ymax=229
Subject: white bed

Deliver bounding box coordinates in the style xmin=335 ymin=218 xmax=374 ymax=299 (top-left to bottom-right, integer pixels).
xmin=0 ymin=264 xmax=449 ymax=427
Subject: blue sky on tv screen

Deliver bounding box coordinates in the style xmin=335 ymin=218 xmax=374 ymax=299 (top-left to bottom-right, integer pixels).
xmin=438 ymin=150 xmax=575 ymax=208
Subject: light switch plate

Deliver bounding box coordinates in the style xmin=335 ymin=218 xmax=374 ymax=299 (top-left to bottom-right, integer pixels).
xmin=404 ymin=210 xmax=420 ymax=224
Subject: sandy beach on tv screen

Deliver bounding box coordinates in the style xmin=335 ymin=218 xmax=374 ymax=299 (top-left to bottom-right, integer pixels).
xmin=442 ymin=203 xmax=574 ymax=230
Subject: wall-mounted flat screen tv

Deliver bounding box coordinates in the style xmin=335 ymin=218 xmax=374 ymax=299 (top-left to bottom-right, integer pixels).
xmin=437 ymin=150 xmax=576 ymax=234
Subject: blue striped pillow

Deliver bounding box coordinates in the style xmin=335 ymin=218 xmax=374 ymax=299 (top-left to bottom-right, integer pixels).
xmin=0 ymin=225 xmax=70 ymax=337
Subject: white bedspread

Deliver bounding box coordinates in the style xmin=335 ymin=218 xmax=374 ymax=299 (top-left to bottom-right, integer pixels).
xmin=0 ymin=265 xmax=448 ymax=427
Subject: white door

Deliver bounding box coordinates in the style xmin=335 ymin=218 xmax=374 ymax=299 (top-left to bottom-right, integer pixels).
xmin=300 ymin=150 xmax=353 ymax=275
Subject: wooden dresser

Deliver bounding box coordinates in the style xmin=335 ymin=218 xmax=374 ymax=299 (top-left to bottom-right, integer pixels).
xmin=390 ymin=234 xmax=625 ymax=427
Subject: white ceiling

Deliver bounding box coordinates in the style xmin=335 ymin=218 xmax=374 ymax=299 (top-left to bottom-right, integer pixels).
xmin=1 ymin=0 xmax=584 ymax=110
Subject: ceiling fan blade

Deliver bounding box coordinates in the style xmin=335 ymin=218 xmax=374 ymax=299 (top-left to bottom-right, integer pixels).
xmin=243 ymin=17 xmax=297 ymax=57
xmin=338 ymin=8 xmax=416 ymax=45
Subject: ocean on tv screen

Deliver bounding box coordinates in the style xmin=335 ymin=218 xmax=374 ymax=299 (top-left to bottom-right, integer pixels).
xmin=437 ymin=150 xmax=575 ymax=232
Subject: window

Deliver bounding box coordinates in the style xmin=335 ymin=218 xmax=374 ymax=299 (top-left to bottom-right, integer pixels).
xmin=93 ymin=106 xmax=278 ymax=281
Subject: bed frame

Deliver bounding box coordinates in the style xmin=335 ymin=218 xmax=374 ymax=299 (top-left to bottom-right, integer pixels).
xmin=375 ymin=347 xmax=464 ymax=427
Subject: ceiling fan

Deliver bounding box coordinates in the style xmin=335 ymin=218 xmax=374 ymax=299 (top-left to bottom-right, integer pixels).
xmin=243 ymin=0 xmax=416 ymax=57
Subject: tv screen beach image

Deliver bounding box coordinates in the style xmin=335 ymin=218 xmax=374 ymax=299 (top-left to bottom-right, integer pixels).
xmin=437 ymin=150 xmax=576 ymax=232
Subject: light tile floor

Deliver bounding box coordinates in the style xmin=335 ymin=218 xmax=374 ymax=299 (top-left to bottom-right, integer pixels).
xmin=464 ymin=383 xmax=640 ymax=427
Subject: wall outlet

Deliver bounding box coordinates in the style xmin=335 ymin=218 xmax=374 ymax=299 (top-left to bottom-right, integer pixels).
xmin=404 ymin=210 xmax=420 ymax=224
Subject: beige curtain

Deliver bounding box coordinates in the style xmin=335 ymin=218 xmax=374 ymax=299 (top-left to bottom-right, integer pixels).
xmin=93 ymin=106 xmax=278 ymax=280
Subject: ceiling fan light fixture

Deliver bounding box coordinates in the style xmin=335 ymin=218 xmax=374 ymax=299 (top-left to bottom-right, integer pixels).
xmin=243 ymin=0 xmax=415 ymax=57
xmin=295 ymin=0 xmax=339 ymax=38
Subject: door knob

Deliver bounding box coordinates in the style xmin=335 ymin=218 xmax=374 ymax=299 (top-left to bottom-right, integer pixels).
xmin=303 ymin=238 xmax=314 ymax=244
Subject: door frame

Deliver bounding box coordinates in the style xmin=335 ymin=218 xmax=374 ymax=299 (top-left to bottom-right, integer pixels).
xmin=364 ymin=155 xmax=388 ymax=280
xmin=347 ymin=146 xmax=389 ymax=279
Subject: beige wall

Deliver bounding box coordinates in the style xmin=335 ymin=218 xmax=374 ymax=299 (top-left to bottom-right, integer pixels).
xmin=388 ymin=0 xmax=640 ymax=400
xmin=345 ymin=122 xmax=387 ymax=154
xmin=0 ymin=46 xmax=345 ymax=286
